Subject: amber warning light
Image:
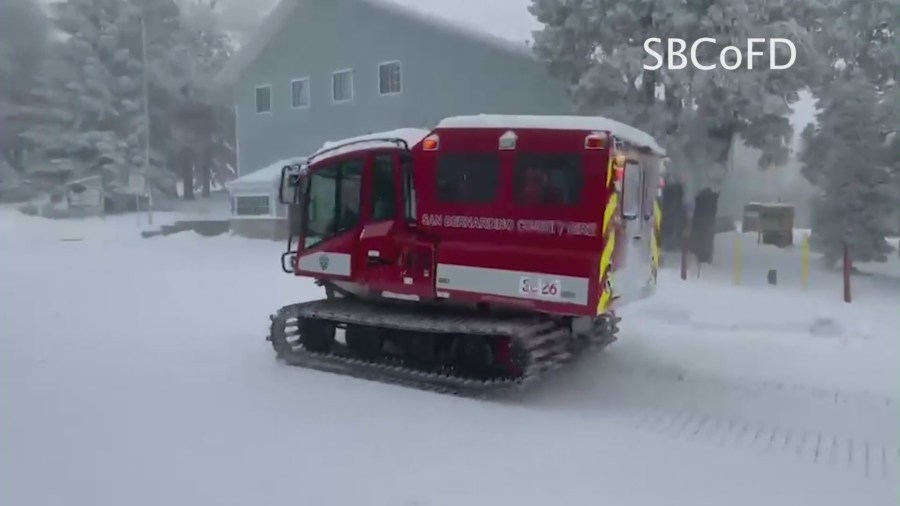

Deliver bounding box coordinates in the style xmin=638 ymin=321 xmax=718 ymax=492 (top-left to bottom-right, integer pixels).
xmin=612 ymin=156 xmax=625 ymax=191
xmin=585 ymin=132 xmax=608 ymax=149
xmin=422 ymin=134 xmax=439 ymax=151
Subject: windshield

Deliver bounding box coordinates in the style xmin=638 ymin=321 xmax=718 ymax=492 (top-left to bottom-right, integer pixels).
xmin=303 ymin=159 xmax=362 ymax=248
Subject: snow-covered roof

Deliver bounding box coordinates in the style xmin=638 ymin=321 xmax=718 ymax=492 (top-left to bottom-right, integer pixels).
xmin=226 ymin=155 xmax=307 ymax=191
xmin=436 ymin=114 xmax=667 ymax=156
xmin=370 ymin=0 xmax=537 ymax=56
xmin=310 ymin=128 xmax=430 ymax=165
xmin=215 ymin=0 xmax=537 ymax=88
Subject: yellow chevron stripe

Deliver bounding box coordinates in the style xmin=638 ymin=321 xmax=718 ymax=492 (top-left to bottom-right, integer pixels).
xmin=602 ymin=192 xmax=618 ymax=236
xmin=596 ymin=231 xmax=616 ymax=314
xmin=651 ymin=200 xmax=661 ymax=270
xmin=606 ymin=155 xmax=614 ymax=187
xmin=653 ymin=199 xmax=662 ymax=233
xmin=598 ymin=155 xmax=620 ymax=315
xmin=596 ymin=202 xmax=617 ymax=315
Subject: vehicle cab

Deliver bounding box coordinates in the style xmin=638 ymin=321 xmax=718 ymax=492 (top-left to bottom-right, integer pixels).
xmin=278 ymin=129 xmax=436 ymax=302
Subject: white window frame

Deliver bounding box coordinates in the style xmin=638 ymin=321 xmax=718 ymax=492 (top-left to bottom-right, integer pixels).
xmin=331 ymin=69 xmax=354 ymax=103
xmin=233 ymin=194 xmax=272 ymax=218
xmin=255 ymin=84 xmax=272 ymax=114
xmin=290 ymin=77 xmax=311 ymax=109
xmin=377 ymin=60 xmax=402 ymax=96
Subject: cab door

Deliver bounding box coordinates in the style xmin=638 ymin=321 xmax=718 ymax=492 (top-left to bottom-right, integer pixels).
xmin=357 ymin=152 xmax=405 ymax=291
xmin=293 ymin=159 xmax=363 ymax=281
xmin=357 ymin=151 xmax=435 ymax=300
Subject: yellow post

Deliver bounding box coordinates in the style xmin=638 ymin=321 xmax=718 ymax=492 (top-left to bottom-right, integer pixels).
xmin=801 ymin=233 xmax=810 ymax=289
xmin=733 ymin=233 xmax=741 ymax=285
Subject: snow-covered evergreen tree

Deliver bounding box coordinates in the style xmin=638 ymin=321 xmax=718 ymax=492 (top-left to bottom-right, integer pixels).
xmin=150 ymin=0 xmax=235 ymax=198
xmin=0 ymin=0 xmax=50 ymax=177
xmin=19 ymin=0 xmax=145 ymax=191
xmin=800 ymin=73 xmax=895 ymax=265
xmin=529 ymin=0 xmax=820 ymax=188
xmin=528 ymin=0 xmax=823 ymax=260
xmin=17 ymin=0 xmax=235 ymax=197
xmin=801 ymin=0 xmax=899 ymax=262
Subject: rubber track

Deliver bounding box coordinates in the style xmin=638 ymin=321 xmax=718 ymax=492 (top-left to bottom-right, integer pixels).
xmin=267 ymin=298 xmax=618 ymax=398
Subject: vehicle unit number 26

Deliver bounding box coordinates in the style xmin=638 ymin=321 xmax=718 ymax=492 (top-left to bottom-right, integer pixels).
xmin=518 ymin=277 xmax=561 ymax=299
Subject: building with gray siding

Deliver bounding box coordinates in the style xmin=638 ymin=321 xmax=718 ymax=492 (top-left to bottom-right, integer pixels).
xmin=215 ymin=0 xmax=572 ymax=182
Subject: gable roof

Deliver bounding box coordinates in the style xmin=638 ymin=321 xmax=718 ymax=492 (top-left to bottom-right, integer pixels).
xmin=226 ymin=155 xmax=307 ymax=191
xmin=215 ymin=0 xmax=539 ymax=89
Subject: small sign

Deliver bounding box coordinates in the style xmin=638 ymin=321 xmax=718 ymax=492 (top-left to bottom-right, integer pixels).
xmin=128 ymin=174 xmax=146 ymax=194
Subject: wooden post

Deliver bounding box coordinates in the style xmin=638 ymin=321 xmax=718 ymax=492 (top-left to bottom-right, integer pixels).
xmin=801 ymin=234 xmax=810 ymax=290
xmin=680 ymin=236 xmax=688 ymax=280
xmin=733 ymin=234 xmax=741 ymax=285
xmin=842 ymin=242 xmax=851 ymax=303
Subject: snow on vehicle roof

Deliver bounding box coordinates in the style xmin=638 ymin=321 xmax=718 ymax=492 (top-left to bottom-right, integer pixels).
xmin=436 ymin=114 xmax=666 ymax=156
xmin=226 ymin=155 xmax=307 ymax=189
xmin=309 ymin=128 xmax=431 ymax=164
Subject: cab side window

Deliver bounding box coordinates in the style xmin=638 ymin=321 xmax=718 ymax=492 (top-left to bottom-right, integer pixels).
xmin=336 ymin=160 xmax=362 ymax=232
xmin=402 ymin=154 xmax=416 ymax=221
xmin=371 ymin=155 xmax=396 ymax=221
xmin=513 ymin=153 xmax=582 ymax=206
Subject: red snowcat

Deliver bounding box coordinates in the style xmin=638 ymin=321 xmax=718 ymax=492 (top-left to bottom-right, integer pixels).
xmin=269 ymin=114 xmax=666 ymax=396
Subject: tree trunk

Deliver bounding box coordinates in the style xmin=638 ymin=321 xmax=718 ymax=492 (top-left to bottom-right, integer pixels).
xmin=200 ymin=145 xmax=211 ymax=198
xmin=660 ymin=182 xmax=686 ymax=251
xmin=690 ymin=189 xmax=719 ymax=263
xmin=181 ymin=152 xmax=195 ymax=201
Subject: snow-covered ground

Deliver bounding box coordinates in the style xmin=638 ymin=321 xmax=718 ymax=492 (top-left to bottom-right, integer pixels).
xmin=1 ymin=208 xmax=897 ymax=506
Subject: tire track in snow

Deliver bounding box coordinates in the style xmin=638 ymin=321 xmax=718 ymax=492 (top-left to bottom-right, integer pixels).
xmin=629 ymin=405 xmax=897 ymax=483
xmin=535 ymin=358 xmax=899 ymax=484
xmin=603 ymin=361 xmax=898 ymax=409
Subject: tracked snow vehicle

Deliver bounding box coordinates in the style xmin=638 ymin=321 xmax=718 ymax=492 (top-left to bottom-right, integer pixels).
xmin=269 ymin=114 xmax=665 ymax=396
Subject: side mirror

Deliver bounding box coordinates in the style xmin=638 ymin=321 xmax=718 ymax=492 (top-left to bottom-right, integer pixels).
xmin=278 ymin=164 xmax=305 ymax=204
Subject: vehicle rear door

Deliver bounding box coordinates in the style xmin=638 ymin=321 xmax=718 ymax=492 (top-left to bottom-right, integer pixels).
xmin=615 ymin=158 xmax=652 ymax=303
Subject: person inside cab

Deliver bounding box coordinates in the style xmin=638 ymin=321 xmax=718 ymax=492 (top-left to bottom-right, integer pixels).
xmin=520 ymin=167 xmax=563 ymax=205
xmin=326 ymin=177 xmax=361 ymax=235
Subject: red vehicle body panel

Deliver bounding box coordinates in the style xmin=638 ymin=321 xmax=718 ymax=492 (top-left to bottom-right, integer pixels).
xmin=288 ymin=123 xmax=662 ymax=319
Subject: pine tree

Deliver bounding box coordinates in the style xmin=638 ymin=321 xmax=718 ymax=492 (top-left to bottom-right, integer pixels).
xmin=800 ymin=73 xmax=895 ymax=265
xmin=528 ymin=0 xmax=823 ymax=261
xmin=0 ymin=0 xmax=50 ymax=176
xmin=159 ymin=0 xmax=235 ymax=199
xmin=19 ymin=0 xmax=145 ymax=192
xmin=801 ymin=0 xmax=899 ymax=263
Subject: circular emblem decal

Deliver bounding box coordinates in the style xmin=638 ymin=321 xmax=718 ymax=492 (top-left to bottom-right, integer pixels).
xmin=318 ymin=254 xmax=329 ymax=270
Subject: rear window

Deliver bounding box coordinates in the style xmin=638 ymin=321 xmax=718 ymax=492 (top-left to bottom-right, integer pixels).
xmin=435 ymin=154 xmax=499 ymax=203
xmin=513 ymin=153 xmax=583 ymax=206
